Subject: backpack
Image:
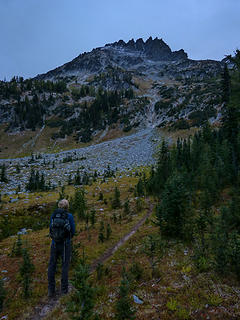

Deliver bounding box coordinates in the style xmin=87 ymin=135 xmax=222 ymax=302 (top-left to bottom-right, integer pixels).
xmin=50 ymin=209 xmax=71 ymax=242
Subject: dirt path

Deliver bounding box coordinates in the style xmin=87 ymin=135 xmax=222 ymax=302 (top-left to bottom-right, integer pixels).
xmin=25 ymin=202 xmax=153 ymax=320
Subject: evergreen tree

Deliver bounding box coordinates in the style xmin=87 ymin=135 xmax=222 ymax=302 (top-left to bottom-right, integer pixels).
xmin=68 ymin=174 xmax=72 ymax=185
xmin=147 ymin=140 xmax=171 ymax=195
xmin=71 ymin=241 xmax=80 ymax=266
xmin=98 ymin=221 xmax=105 ymax=243
xmin=74 ymin=188 xmax=87 ymax=220
xmin=98 ymin=192 xmax=103 ymax=201
xmin=113 ymin=212 xmax=117 ymax=223
xmin=106 ymin=223 xmax=112 ymax=240
xmin=90 ymin=209 xmax=96 ymax=227
xmin=0 ymin=278 xmax=6 ymax=312
xmin=15 ymin=234 xmax=23 ymax=257
xmin=222 ymin=63 xmax=231 ymax=103
xmin=0 ymin=164 xmax=8 ymax=183
xmin=19 ymin=248 xmax=35 ymax=298
xmin=67 ymin=254 xmax=96 ymax=320
xmin=96 ymin=263 xmax=104 ymax=281
xmin=123 ymin=199 xmax=130 ymax=216
xmin=112 ymin=186 xmax=121 ymax=209
xmin=74 ymin=169 xmax=82 ymax=185
xmin=136 ymin=197 xmax=143 ymax=212
xmin=115 ymin=275 xmax=135 ymax=320
xmin=135 ymin=178 xmax=144 ymax=197
xmin=156 ymin=172 xmax=193 ymax=239
xmin=142 ymin=234 xmax=166 ymax=278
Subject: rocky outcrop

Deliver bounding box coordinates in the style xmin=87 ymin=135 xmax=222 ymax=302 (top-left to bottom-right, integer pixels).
xmin=36 ymin=37 xmax=190 ymax=80
xmin=106 ymin=37 xmax=188 ymax=61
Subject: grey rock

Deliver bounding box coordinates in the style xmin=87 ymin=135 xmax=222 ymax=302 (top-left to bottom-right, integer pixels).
xmin=133 ymin=294 xmax=143 ymax=304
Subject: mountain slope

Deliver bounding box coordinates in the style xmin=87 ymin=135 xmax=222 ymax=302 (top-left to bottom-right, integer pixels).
xmin=0 ymin=37 xmax=224 ymax=156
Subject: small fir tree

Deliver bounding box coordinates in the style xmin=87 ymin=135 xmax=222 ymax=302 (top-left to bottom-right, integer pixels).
xmin=90 ymin=209 xmax=96 ymax=227
xmin=115 ymin=275 xmax=135 ymax=320
xmin=0 ymin=278 xmax=6 ymax=312
xmin=19 ymin=248 xmax=35 ymax=298
xmin=0 ymin=164 xmax=8 ymax=183
xmin=112 ymin=186 xmax=121 ymax=209
xmin=74 ymin=188 xmax=87 ymax=220
xmin=67 ymin=254 xmax=96 ymax=320
xmin=113 ymin=212 xmax=117 ymax=224
xmin=106 ymin=223 xmax=112 ymax=240
xmin=71 ymin=241 xmax=80 ymax=266
xmin=96 ymin=263 xmax=104 ymax=281
xmin=74 ymin=169 xmax=81 ymax=185
xmin=135 ymin=178 xmax=144 ymax=197
xmin=123 ymin=199 xmax=130 ymax=216
xmin=98 ymin=192 xmax=103 ymax=201
xmin=98 ymin=221 xmax=105 ymax=243
xmin=12 ymin=234 xmax=23 ymax=257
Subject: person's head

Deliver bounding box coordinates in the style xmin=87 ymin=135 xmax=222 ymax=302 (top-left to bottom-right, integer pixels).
xmin=58 ymin=199 xmax=69 ymax=210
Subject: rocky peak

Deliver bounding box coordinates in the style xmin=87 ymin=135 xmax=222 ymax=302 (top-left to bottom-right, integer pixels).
xmin=105 ymin=37 xmax=188 ymax=61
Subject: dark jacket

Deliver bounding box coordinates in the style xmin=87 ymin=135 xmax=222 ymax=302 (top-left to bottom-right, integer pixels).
xmin=50 ymin=208 xmax=75 ymax=244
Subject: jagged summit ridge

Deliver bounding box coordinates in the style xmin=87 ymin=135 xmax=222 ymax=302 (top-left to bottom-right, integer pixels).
xmin=105 ymin=37 xmax=188 ymax=61
xmin=36 ymin=37 xmax=189 ymax=80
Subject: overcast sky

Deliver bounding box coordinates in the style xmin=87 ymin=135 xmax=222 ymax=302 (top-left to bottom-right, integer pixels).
xmin=0 ymin=0 xmax=239 ymax=80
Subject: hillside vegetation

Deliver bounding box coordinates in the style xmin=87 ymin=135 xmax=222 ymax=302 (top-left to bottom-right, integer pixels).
xmin=0 ymin=38 xmax=224 ymax=157
xmin=0 ymin=51 xmax=240 ymax=319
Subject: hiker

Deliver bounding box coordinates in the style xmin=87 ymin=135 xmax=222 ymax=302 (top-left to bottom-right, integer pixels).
xmin=48 ymin=199 xmax=75 ymax=297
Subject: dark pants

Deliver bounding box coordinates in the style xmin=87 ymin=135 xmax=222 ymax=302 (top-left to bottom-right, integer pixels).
xmin=48 ymin=240 xmax=71 ymax=294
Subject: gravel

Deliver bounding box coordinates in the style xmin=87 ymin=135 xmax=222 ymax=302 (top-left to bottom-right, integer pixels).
xmin=0 ymin=128 xmax=166 ymax=194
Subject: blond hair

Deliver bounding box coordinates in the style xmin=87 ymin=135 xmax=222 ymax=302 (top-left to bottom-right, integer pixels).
xmin=58 ymin=199 xmax=69 ymax=210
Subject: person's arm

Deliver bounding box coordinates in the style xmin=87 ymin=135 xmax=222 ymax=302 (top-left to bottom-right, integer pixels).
xmin=68 ymin=214 xmax=75 ymax=237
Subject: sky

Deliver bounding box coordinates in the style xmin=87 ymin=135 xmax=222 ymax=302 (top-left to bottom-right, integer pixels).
xmin=0 ymin=0 xmax=239 ymax=80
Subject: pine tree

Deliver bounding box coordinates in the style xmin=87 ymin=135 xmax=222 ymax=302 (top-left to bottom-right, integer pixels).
xmin=115 ymin=275 xmax=135 ymax=320
xmin=19 ymin=248 xmax=35 ymax=298
xmin=112 ymin=186 xmax=121 ymax=209
xmin=156 ymin=172 xmax=193 ymax=239
xmin=74 ymin=188 xmax=87 ymax=220
xmin=143 ymin=234 xmax=166 ymax=278
xmin=106 ymin=223 xmax=112 ymax=240
xmin=96 ymin=263 xmax=104 ymax=281
xmin=90 ymin=209 xmax=96 ymax=227
xmin=136 ymin=178 xmax=144 ymax=197
xmin=15 ymin=234 xmax=23 ymax=257
xmin=0 ymin=278 xmax=6 ymax=312
xmin=71 ymin=241 xmax=80 ymax=266
xmin=0 ymin=164 xmax=8 ymax=183
xmin=74 ymin=169 xmax=82 ymax=185
xmin=123 ymin=199 xmax=130 ymax=216
xmin=222 ymin=63 xmax=231 ymax=103
xmin=147 ymin=140 xmax=171 ymax=195
xmin=136 ymin=198 xmax=143 ymax=212
xmin=67 ymin=254 xmax=96 ymax=320
xmin=113 ymin=212 xmax=117 ymax=223
xmin=98 ymin=221 xmax=105 ymax=243
xmin=98 ymin=192 xmax=103 ymax=201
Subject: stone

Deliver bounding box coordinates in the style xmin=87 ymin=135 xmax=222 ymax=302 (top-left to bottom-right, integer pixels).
xmin=17 ymin=228 xmax=27 ymax=235
xmin=133 ymin=294 xmax=143 ymax=304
